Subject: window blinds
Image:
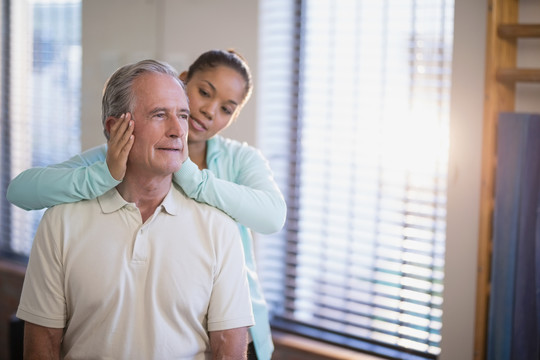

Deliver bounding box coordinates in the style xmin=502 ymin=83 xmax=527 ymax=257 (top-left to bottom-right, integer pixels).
xmin=0 ymin=0 xmax=81 ymax=257
xmin=258 ymin=0 xmax=453 ymax=358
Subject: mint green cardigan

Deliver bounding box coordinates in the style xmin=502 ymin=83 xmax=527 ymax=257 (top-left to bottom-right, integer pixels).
xmin=7 ymin=135 xmax=286 ymax=359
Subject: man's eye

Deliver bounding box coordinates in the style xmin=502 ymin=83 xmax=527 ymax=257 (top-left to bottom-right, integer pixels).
xmin=222 ymin=107 xmax=233 ymax=115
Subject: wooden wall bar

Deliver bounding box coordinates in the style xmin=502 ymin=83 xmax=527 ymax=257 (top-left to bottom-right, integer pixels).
xmin=475 ymin=0 xmax=519 ymax=359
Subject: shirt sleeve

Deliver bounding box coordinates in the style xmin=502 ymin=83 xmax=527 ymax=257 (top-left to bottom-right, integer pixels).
xmin=6 ymin=144 xmax=119 ymax=211
xmin=206 ymin=218 xmax=255 ymax=331
xmin=16 ymin=207 xmax=66 ymax=328
xmin=173 ymin=147 xmax=287 ymax=235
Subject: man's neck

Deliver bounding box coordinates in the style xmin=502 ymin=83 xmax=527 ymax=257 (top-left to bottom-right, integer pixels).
xmin=116 ymin=173 xmax=172 ymax=223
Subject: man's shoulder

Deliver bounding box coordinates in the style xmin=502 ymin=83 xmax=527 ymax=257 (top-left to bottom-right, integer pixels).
xmin=171 ymin=185 xmax=237 ymax=227
xmin=44 ymin=197 xmax=99 ymax=218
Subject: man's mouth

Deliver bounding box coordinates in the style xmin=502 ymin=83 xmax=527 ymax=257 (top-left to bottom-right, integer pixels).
xmin=157 ymin=144 xmax=182 ymax=152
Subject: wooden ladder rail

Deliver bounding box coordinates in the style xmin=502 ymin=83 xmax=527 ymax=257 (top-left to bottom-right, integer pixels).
xmin=474 ymin=1 xmax=540 ymax=359
xmin=497 ymin=24 xmax=540 ymax=83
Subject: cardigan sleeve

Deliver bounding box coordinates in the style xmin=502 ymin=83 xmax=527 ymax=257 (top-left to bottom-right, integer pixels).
xmin=174 ymin=149 xmax=286 ymax=235
xmin=6 ymin=144 xmax=119 ymax=211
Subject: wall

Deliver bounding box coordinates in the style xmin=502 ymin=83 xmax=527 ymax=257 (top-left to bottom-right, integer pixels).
xmin=81 ymin=0 xmax=258 ymax=150
xmin=441 ymin=0 xmax=486 ymax=358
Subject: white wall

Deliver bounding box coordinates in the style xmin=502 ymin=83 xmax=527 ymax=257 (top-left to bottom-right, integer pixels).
xmin=81 ymin=1 xmax=540 ymax=359
xmin=81 ymin=0 xmax=258 ymax=150
xmin=441 ymin=0 xmax=486 ymax=358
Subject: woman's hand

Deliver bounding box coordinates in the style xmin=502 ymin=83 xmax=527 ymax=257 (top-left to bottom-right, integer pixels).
xmin=106 ymin=113 xmax=134 ymax=181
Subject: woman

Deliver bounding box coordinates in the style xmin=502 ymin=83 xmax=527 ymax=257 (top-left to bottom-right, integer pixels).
xmin=7 ymin=49 xmax=286 ymax=360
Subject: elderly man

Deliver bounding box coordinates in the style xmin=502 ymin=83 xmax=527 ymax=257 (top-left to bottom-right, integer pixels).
xmin=16 ymin=60 xmax=254 ymax=359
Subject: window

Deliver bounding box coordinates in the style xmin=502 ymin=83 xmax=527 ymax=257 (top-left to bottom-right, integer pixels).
xmin=0 ymin=0 xmax=81 ymax=258
xmin=258 ymin=0 xmax=453 ymax=358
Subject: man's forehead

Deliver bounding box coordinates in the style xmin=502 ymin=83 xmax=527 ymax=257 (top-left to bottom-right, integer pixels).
xmin=132 ymin=73 xmax=187 ymax=107
xmin=133 ymin=72 xmax=182 ymax=90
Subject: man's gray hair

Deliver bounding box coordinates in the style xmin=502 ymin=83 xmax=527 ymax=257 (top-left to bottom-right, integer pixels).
xmin=101 ymin=59 xmax=186 ymax=139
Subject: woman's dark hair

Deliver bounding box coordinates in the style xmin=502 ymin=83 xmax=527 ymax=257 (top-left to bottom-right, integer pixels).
xmin=185 ymin=49 xmax=253 ymax=105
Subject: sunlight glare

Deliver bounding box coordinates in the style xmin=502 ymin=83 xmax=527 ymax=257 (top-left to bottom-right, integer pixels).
xmin=381 ymin=104 xmax=449 ymax=174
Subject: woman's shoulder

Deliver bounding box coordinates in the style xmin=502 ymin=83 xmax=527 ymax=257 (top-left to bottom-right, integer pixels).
xmin=211 ymin=135 xmax=259 ymax=156
xmin=208 ymin=136 xmax=269 ymax=175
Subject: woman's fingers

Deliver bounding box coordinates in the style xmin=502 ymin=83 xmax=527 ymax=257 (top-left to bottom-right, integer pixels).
xmin=106 ymin=113 xmax=134 ymax=181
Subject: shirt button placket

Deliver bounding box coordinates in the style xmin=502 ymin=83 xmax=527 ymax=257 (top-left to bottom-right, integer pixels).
xmin=132 ymin=226 xmax=148 ymax=263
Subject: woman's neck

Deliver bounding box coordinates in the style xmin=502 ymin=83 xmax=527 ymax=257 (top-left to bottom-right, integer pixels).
xmin=188 ymin=140 xmax=208 ymax=170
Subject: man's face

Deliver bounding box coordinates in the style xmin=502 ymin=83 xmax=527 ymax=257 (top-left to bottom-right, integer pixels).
xmin=127 ymin=72 xmax=189 ymax=178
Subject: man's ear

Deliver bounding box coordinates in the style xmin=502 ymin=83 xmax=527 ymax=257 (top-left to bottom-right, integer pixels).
xmin=179 ymin=71 xmax=188 ymax=82
xmin=104 ymin=116 xmax=118 ymax=138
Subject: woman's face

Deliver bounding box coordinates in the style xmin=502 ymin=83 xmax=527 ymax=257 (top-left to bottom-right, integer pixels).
xmin=183 ymin=65 xmax=247 ymax=145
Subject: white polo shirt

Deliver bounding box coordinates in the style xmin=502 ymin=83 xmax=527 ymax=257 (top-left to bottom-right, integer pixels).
xmin=17 ymin=184 xmax=254 ymax=360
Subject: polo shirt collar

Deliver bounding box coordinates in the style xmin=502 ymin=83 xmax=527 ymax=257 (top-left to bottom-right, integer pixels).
xmin=97 ymin=186 xmax=179 ymax=216
xmin=160 ymin=186 xmax=179 ymax=216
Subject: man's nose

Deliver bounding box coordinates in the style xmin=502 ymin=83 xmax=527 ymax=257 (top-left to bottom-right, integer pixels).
xmin=167 ymin=116 xmax=187 ymax=138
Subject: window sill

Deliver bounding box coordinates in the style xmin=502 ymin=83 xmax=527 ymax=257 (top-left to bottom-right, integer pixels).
xmin=0 ymin=257 xmax=26 ymax=276
xmin=0 ymin=257 xmax=26 ymax=360
xmin=272 ymin=330 xmax=384 ymax=360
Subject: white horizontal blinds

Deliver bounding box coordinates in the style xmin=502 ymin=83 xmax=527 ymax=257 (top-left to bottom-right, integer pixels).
xmin=30 ymin=1 xmax=81 ymax=165
xmin=2 ymin=0 xmax=81 ymax=256
xmin=257 ymin=0 xmax=300 ymax=315
xmin=258 ymin=0 xmax=453 ymax=358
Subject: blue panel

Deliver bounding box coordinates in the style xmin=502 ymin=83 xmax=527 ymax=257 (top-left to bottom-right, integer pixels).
xmin=510 ymin=114 xmax=540 ymax=360
xmin=487 ymin=112 xmax=540 ymax=360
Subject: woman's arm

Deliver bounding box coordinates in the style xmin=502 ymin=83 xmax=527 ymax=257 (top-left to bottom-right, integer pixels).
xmin=174 ymin=146 xmax=286 ymax=235
xmin=6 ymin=144 xmax=116 ymax=210
xmin=7 ymin=114 xmax=133 ymax=211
